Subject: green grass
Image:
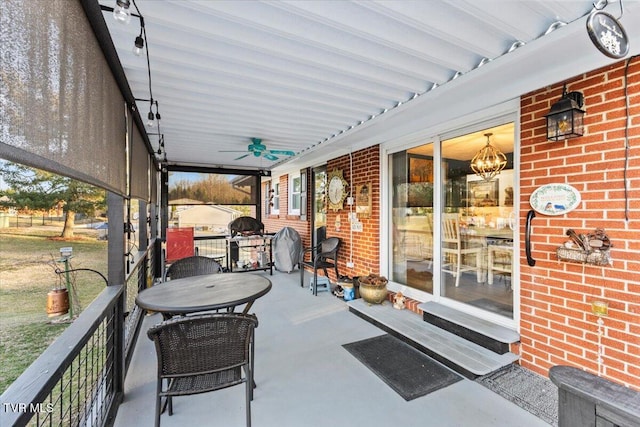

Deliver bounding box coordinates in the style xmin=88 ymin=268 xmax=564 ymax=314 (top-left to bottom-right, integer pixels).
xmin=0 ymin=225 xmax=107 ymax=394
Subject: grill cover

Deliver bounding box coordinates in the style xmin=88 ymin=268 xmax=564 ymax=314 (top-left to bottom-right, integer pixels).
xmin=272 ymin=227 xmax=302 ymax=273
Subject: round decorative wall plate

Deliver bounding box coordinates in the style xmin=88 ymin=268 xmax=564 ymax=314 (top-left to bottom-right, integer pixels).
xmin=529 ymin=183 xmax=581 ymax=216
xmin=327 ymin=169 xmax=348 ymax=211
xmin=586 ymin=10 xmax=629 ymax=59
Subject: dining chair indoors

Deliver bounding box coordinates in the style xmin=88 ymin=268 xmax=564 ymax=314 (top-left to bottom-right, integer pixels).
xmin=147 ymin=313 xmax=258 ymax=427
xmin=163 ymin=255 xmax=222 ymax=281
xmin=300 ymin=237 xmax=341 ymax=295
xmin=488 ymin=242 xmax=513 ymax=287
xmin=441 ymin=213 xmax=484 ymax=287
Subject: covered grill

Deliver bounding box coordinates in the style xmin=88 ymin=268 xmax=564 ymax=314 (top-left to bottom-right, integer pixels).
xmin=229 ymin=216 xmax=264 ymax=237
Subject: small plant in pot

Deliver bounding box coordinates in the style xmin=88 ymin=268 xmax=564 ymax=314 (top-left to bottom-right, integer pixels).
xmin=357 ymin=273 xmax=388 ymax=304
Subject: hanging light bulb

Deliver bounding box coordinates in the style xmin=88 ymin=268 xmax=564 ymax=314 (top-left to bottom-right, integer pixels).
xmin=113 ymin=0 xmax=132 ymax=24
xmin=133 ymin=33 xmax=144 ymax=56
xmin=154 ymin=101 xmax=161 ymax=120
xmin=470 ymin=133 xmax=507 ymax=181
xmin=147 ymin=110 xmax=154 ymax=127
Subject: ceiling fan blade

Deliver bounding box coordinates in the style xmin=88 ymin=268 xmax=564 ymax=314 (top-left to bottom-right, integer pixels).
xmin=263 ymin=153 xmax=279 ymax=161
xmin=249 ymin=143 xmax=266 ymax=152
xmin=268 ymin=149 xmax=295 ymax=156
xmin=234 ymin=154 xmax=250 ymax=160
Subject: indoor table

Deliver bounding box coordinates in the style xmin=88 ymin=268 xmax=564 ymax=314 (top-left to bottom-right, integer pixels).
xmin=135 ymin=272 xmax=272 ymax=317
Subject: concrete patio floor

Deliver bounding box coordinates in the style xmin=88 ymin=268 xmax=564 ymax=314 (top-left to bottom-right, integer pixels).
xmin=114 ymin=270 xmax=551 ymax=427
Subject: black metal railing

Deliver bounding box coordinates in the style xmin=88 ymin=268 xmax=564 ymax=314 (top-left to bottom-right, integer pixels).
xmin=0 ymin=243 xmax=156 ymax=427
xmin=0 ymin=286 xmax=123 ymax=427
xmin=194 ymin=235 xmax=227 ymax=266
xmin=123 ymin=251 xmax=151 ymax=371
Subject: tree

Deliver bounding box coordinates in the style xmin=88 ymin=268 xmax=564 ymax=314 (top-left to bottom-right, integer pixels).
xmin=0 ymin=162 xmax=105 ymax=238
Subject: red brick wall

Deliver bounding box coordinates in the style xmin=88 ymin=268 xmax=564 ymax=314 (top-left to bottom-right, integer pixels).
xmin=263 ymin=147 xmax=381 ymax=282
xmin=326 ymin=146 xmax=381 ymax=280
xmin=519 ymin=58 xmax=640 ymax=389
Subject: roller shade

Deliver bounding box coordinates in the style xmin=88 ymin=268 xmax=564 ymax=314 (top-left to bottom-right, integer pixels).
xmin=150 ymin=164 xmax=158 ymax=205
xmin=0 ymin=0 xmax=126 ymax=195
xmin=130 ymin=121 xmax=150 ymax=201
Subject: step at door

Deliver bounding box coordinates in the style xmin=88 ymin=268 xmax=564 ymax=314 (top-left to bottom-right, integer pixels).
xmin=347 ymin=299 xmax=519 ymax=379
xmin=419 ymin=301 xmax=520 ymax=354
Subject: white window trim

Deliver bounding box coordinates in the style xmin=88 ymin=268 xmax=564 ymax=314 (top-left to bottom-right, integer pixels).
xmin=289 ymin=174 xmax=301 ymax=215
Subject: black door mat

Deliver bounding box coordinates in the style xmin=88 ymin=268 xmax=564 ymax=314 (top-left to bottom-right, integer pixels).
xmin=343 ymin=334 xmax=462 ymax=401
xmin=476 ymin=364 xmax=558 ymax=426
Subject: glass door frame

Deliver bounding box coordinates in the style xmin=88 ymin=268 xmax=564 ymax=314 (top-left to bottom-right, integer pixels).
xmin=310 ymin=165 xmax=327 ymax=249
xmin=381 ymin=109 xmax=520 ymax=329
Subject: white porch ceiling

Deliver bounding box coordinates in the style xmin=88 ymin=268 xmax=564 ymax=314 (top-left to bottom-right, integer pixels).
xmin=98 ymin=0 xmax=640 ymax=172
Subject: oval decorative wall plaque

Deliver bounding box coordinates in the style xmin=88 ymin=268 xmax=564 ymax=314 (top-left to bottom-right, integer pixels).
xmin=586 ymin=10 xmax=629 ymax=59
xmin=529 ymin=183 xmax=581 ymax=216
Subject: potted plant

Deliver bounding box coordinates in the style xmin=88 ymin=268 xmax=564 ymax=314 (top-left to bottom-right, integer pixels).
xmin=357 ymin=273 xmax=388 ymax=304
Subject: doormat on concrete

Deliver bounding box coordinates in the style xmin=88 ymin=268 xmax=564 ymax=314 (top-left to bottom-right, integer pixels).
xmin=468 ymin=298 xmax=513 ymax=318
xmin=475 ymin=364 xmax=558 ymax=426
xmin=343 ymin=334 xmax=462 ymax=401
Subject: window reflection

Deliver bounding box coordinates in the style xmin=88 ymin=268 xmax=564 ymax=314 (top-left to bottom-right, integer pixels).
xmin=391 ymin=144 xmax=434 ymax=293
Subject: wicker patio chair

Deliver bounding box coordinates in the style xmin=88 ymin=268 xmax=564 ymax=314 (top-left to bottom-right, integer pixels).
xmin=163 ymin=255 xmax=222 ymax=281
xmin=147 ymin=313 xmax=259 ymax=427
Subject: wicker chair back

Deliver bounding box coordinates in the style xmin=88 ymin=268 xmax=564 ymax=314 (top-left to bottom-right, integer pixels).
xmin=164 ymin=256 xmax=222 ymax=281
xmin=147 ymin=313 xmax=258 ymax=427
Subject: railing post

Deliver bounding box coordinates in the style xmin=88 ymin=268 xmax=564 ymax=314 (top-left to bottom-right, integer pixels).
xmin=106 ymin=289 xmax=126 ymax=426
xmin=106 ymin=192 xmax=126 ymax=424
xmin=107 ymin=192 xmax=126 ymax=287
xmin=138 ymin=199 xmax=148 ymax=253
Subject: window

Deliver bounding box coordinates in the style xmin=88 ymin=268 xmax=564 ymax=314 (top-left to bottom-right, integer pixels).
xmin=290 ymin=175 xmax=301 ymax=215
xmin=272 ymin=182 xmax=280 ymax=213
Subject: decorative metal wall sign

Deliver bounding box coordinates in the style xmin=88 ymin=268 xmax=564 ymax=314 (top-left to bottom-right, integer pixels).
xmin=586 ymin=10 xmax=629 ymax=59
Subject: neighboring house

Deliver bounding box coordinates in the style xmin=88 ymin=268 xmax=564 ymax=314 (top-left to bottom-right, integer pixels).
xmin=173 ymin=205 xmax=240 ymax=234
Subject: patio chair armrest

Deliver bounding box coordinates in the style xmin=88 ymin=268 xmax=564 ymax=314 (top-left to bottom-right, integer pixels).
xmin=314 ymin=251 xmax=337 ymax=264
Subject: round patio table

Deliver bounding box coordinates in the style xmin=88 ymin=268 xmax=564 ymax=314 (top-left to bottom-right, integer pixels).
xmin=135 ymin=272 xmax=272 ymax=316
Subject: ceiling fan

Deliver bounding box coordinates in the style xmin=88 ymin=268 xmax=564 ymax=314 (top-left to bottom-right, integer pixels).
xmin=221 ymin=138 xmax=295 ymax=161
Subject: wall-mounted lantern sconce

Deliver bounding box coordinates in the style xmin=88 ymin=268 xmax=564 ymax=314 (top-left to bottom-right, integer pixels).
xmin=545 ymin=85 xmax=585 ymax=141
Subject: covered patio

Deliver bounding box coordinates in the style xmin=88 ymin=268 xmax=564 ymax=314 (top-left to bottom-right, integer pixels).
xmin=115 ymin=270 xmax=552 ymax=427
xmin=2 ymin=1 xmax=639 ymax=426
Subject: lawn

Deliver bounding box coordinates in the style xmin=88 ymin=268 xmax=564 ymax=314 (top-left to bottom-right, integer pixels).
xmin=0 ymin=224 xmax=108 ymax=394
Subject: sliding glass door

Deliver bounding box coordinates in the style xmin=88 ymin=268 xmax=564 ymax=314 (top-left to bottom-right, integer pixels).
xmin=440 ymin=124 xmax=515 ymax=318
xmin=388 ymin=122 xmax=516 ymax=319
xmin=390 ymin=143 xmax=434 ymax=293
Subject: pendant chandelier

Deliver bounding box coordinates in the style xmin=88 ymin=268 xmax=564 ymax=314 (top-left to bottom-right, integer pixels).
xmin=470 ymin=133 xmax=507 ymax=181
